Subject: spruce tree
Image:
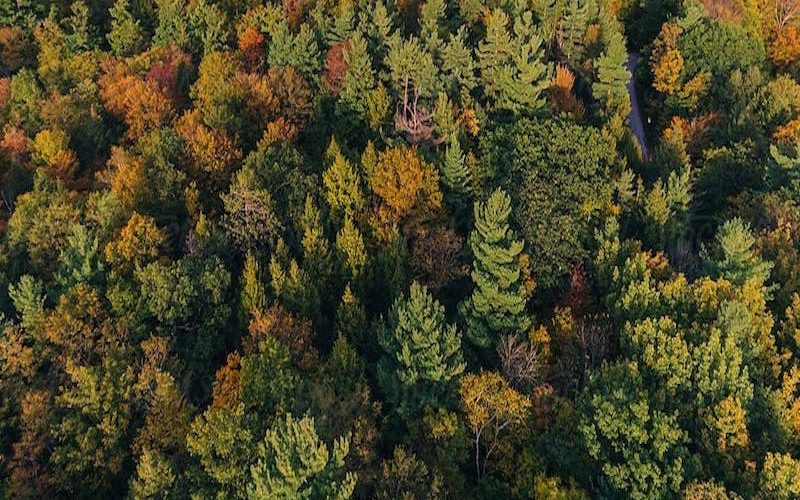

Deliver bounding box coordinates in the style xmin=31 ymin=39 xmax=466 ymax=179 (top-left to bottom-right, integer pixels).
xmin=323 ymin=140 xmax=366 ymax=223
xmin=459 ymin=189 xmax=530 ymax=348
xmin=378 ymin=282 xmax=465 ymax=420
xmin=336 ymin=217 xmax=368 ymax=281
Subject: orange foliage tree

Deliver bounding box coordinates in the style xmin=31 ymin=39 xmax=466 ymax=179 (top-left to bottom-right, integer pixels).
xmin=99 ymin=59 xmax=175 ymax=139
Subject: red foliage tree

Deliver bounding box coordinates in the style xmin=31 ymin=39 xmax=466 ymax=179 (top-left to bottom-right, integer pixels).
xmin=324 ymin=41 xmax=350 ymax=96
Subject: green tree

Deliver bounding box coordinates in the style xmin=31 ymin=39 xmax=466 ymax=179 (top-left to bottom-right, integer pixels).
xmin=481 ymin=118 xmax=615 ymax=289
xmin=240 ymin=250 xmax=267 ymax=321
xmin=477 ymin=9 xmax=549 ymax=113
xmin=703 ymin=218 xmax=773 ymax=288
xmin=56 ymin=224 xmax=105 ymax=291
xmin=323 ymin=140 xmax=366 ymax=223
xmin=440 ymin=136 xmax=473 ymax=210
xmin=247 ymin=413 xmax=356 ymax=499
xmin=378 ymin=282 xmax=465 ymax=420
xmin=579 ymin=362 xmax=687 ymax=499
xmin=459 ymin=189 xmax=530 ymax=348
xmin=52 ymin=352 xmax=135 ymax=495
xmin=107 ymin=0 xmax=145 ymax=57
xmin=592 ymin=31 xmax=631 ymax=117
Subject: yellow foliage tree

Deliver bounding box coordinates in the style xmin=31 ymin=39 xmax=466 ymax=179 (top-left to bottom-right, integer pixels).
xmin=459 ymin=371 xmax=532 ymax=479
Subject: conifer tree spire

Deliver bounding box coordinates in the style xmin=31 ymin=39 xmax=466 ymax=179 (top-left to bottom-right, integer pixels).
xmin=459 ymin=189 xmax=530 ymax=348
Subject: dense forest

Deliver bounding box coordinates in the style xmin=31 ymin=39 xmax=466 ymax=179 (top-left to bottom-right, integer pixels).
xmin=2 ymin=0 xmax=800 ymax=497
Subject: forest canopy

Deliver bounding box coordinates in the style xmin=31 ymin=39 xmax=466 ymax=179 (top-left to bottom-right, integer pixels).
xmin=2 ymin=0 xmax=800 ymax=497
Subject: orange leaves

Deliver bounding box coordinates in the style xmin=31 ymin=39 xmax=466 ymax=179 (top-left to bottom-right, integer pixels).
xmin=771 ymin=26 xmax=800 ymax=68
xmin=238 ymin=26 xmax=265 ymax=72
xmin=99 ymin=59 xmax=175 ymax=139
xmin=105 ymin=146 xmax=146 ymax=210
xmin=775 ymin=118 xmax=800 ymax=142
xmin=548 ymin=65 xmax=585 ymax=117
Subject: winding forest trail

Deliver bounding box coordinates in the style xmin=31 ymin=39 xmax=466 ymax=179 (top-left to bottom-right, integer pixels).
xmin=627 ymin=52 xmax=650 ymax=159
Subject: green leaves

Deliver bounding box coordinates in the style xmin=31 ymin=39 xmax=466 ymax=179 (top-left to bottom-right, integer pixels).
xmin=477 ymin=9 xmax=549 ymax=113
xmin=378 ymin=282 xmax=465 ymax=420
xmin=459 ymin=189 xmax=529 ymax=348
xmin=248 ymin=413 xmax=356 ymax=499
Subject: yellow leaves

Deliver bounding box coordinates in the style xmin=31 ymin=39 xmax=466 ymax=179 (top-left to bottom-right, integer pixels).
xmin=652 ymin=23 xmax=685 ymax=95
xmin=370 ymin=146 xmax=443 ymax=238
xmin=692 ymin=277 xmax=736 ymax=316
xmin=679 ymin=71 xmax=712 ymax=110
xmin=703 ymin=395 xmax=749 ymax=453
xmin=371 ymin=147 xmax=440 ymax=215
xmin=459 ymin=371 xmax=531 ymax=435
xmin=104 ymin=212 xmax=165 ymax=273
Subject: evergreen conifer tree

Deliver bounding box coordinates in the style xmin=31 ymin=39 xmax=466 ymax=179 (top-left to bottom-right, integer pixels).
xmin=440 ymin=136 xmax=473 ymax=208
xmin=323 ymin=140 xmax=366 ymax=223
xmin=592 ymin=31 xmax=631 ymax=115
xmin=248 ymin=414 xmax=356 ymax=499
xmin=703 ymin=218 xmax=773 ymax=288
xmin=378 ymin=282 xmax=465 ymax=420
xmin=240 ymin=250 xmax=267 ymax=321
xmin=477 ymin=9 xmax=549 ymax=113
xmin=108 ymin=0 xmax=145 ymax=56
xmin=459 ymin=189 xmax=530 ymax=348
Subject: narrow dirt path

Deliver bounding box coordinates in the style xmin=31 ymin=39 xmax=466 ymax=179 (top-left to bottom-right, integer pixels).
xmin=627 ymin=52 xmax=649 ymax=159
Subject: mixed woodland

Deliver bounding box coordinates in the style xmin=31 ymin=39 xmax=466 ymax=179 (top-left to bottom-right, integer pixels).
xmin=2 ymin=0 xmax=800 ymax=496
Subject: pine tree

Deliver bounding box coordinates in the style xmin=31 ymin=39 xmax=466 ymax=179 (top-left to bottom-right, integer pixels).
xmin=323 ymin=141 xmax=366 ymax=223
xmin=340 ymin=33 xmax=375 ymax=118
xmin=477 ymin=9 xmax=549 ymax=113
xmin=703 ymin=218 xmax=773 ymax=288
xmin=378 ymin=282 xmax=465 ymax=420
xmin=440 ymin=136 xmax=473 ymax=207
xmin=247 ymin=413 xmax=356 ymax=499
xmin=8 ymin=275 xmax=45 ymax=333
xmin=459 ymin=189 xmax=530 ymax=348
xmin=592 ymin=31 xmax=631 ymax=116
xmin=334 ymin=284 xmax=368 ymax=345
xmin=56 ymin=224 xmax=105 ymax=291
xmin=240 ymin=250 xmax=267 ymax=321
xmin=107 ymin=0 xmax=145 ymax=57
